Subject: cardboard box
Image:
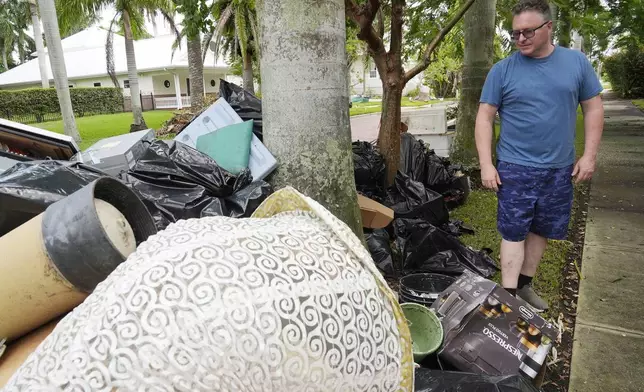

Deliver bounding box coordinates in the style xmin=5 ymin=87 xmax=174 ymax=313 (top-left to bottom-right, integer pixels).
xmin=73 ymin=129 xmax=155 ymax=176
xmin=431 ymin=270 xmax=558 ymax=380
xmin=174 ymin=98 xmax=277 ymax=181
xmin=358 ymin=194 xmax=394 ymax=229
xmin=0 ymin=118 xmax=80 ymax=174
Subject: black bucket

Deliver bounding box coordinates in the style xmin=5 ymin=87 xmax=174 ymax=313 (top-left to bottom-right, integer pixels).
xmin=399 ymin=273 xmax=456 ymax=307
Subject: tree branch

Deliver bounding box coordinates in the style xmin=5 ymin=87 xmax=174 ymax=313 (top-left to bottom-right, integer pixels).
xmin=390 ymin=0 xmax=404 ymax=57
xmin=377 ymin=8 xmax=384 ymax=39
xmin=404 ymin=0 xmax=477 ymax=83
xmin=345 ymin=0 xmax=388 ymax=73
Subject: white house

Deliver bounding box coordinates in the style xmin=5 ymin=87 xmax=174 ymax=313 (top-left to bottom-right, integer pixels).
xmin=0 ymin=26 xmax=240 ymax=109
xmin=349 ymin=54 xmax=426 ymax=97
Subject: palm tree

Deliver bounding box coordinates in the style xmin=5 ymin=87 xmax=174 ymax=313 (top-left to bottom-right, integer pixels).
xmin=451 ymin=0 xmax=498 ymax=166
xmin=28 ymin=0 xmax=48 ymax=87
xmin=172 ymin=0 xmax=215 ymax=108
xmin=258 ymin=0 xmax=363 ymax=237
xmin=204 ymin=0 xmax=259 ymax=94
xmin=0 ymin=0 xmax=34 ymax=71
xmin=0 ymin=9 xmax=14 ymax=71
xmin=59 ymin=0 xmax=177 ymax=132
xmin=37 ymin=0 xmax=80 ymax=141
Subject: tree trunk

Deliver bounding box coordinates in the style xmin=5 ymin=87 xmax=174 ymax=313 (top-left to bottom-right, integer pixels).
xmin=558 ymin=7 xmax=571 ymax=47
xmin=29 ymin=1 xmax=49 ymax=88
xmin=123 ymin=10 xmax=147 ymax=132
xmin=258 ymin=0 xmax=363 ymax=238
xmin=187 ymin=37 xmax=205 ymax=108
xmin=37 ymin=0 xmax=80 ymax=142
xmin=1 ymin=50 xmax=7 ymax=71
xmin=242 ymin=50 xmax=255 ymax=94
xmin=451 ymin=0 xmax=497 ymax=166
xmin=549 ymin=2 xmax=558 ymax=43
xmin=378 ymin=83 xmax=403 ymax=184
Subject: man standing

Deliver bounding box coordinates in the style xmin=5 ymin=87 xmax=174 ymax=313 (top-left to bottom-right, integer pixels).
xmin=475 ymin=0 xmax=604 ymax=311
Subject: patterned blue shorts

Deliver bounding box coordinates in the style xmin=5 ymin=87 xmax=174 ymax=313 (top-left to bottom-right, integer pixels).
xmin=497 ymin=161 xmax=574 ymax=242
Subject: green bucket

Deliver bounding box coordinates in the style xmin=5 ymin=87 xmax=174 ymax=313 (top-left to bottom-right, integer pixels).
xmin=401 ymin=303 xmax=444 ymax=363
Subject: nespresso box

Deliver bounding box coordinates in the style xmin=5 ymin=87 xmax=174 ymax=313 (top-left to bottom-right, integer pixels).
xmin=0 ymin=118 xmax=80 ymax=174
xmin=431 ymin=270 xmax=559 ymax=379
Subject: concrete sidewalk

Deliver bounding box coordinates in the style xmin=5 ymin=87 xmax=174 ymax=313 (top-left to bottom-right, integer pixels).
xmin=569 ymin=95 xmax=644 ymax=392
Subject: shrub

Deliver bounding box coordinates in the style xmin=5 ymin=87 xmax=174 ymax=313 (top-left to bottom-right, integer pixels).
xmin=603 ymin=47 xmax=644 ymax=98
xmin=0 ymin=87 xmax=124 ymax=123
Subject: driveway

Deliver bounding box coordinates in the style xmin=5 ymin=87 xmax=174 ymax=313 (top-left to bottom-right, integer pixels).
xmin=350 ymin=113 xmax=380 ymax=142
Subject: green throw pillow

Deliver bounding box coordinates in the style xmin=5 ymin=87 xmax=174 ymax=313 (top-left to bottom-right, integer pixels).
xmin=196 ymin=120 xmax=253 ymax=175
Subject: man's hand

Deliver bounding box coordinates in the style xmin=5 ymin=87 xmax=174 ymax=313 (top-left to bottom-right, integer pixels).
xmin=481 ymin=163 xmax=502 ymax=191
xmin=572 ymin=154 xmax=596 ymax=183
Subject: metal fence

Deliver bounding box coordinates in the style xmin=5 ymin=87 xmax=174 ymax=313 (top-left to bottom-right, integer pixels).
xmin=3 ymin=93 xmax=162 ymax=125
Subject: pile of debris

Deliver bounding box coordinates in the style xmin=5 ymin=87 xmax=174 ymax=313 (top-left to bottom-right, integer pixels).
xmin=156 ymin=81 xmax=263 ymax=139
xmin=352 ymin=133 xmax=497 ymax=281
xmin=0 ymin=80 xmax=275 ymax=235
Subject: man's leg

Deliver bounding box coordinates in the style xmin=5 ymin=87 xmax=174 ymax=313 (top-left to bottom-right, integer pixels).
xmin=516 ymin=233 xmax=549 ymax=311
xmin=496 ymin=161 xmax=537 ymax=296
xmin=518 ymin=164 xmax=575 ymax=311
xmin=500 ymin=239 xmax=525 ymax=296
xmin=522 ymin=232 xmax=548 ymax=276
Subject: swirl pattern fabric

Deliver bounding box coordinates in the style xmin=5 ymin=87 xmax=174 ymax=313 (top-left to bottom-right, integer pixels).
xmin=3 ymin=187 xmax=413 ymax=391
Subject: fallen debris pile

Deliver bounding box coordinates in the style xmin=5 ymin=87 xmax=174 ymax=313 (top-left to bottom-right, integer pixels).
xmin=352 ymin=133 xmax=496 ymax=281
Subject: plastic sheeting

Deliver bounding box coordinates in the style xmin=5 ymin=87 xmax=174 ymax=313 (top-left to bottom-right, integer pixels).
xmin=3 ymin=187 xmax=414 ymax=391
xmin=387 ymin=171 xmax=449 ymax=227
xmin=0 ymin=160 xmax=104 ymax=236
xmin=414 ymin=368 xmax=540 ymax=392
xmin=219 ymin=79 xmax=263 ymax=140
xmin=352 ymin=141 xmax=387 ymax=202
xmin=121 ymin=140 xmax=272 ymax=230
xmin=394 ymin=218 xmax=498 ymax=278
xmin=399 ymin=133 xmax=469 ymax=207
xmin=365 ymin=228 xmax=395 ymax=278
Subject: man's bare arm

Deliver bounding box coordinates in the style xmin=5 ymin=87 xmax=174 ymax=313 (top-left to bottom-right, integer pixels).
xmin=580 ymin=95 xmax=604 ymax=159
xmin=475 ymin=103 xmax=501 ymax=190
xmin=573 ymin=95 xmax=604 ymax=182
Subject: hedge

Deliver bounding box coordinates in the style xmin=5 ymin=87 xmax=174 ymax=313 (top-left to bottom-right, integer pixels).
xmin=603 ymin=47 xmax=644 ymax=98
xmin=0 ymin=87 xmax=124 ymax=122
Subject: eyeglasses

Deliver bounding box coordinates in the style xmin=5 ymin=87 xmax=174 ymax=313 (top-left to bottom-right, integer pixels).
xmin=510 ymin=21 xmax=549 ymax=41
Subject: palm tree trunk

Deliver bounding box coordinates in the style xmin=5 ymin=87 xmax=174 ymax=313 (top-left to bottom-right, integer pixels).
xmin=37 ymin=0 xmax=80 ymax=142
xmin=1 ymin=49 xmax=7 ymax=71
xmin=558 ymin=6 xmax=571 ymax=47
xmin=123 ymin=9 xmax=147 ymax=132
xmin=242 ymin=50 xmax=254 ymax=94
xmin=451 ymin=0 xmax=497 ymax=166
xmin=29 ymin=1 xmax=48 ymax=88
xmin=549 ymin=2 xmax=559 ymax=43
xmin=258 ymin=0 xmax=363 ymax=238
xmin=187 ymin=37 xmax=204 ymax=108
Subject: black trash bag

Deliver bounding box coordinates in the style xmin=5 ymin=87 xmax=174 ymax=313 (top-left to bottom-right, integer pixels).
xmin=444 ymin=174 xmax=471 ymax=209
xmin=424 ymin=150 xmax=454 ymax=193
xmin=121 ymin=140 xmax=266 ymax=230
xmin=352 ymin=141 xmax=386 ymax=202
xmin=220 ymin=181 xmax=273 ymax=218
xmin=414 ymin=368 xmax=540 ymax=392
xmin=0 ymin=160 xmax=105 ymax=236
xmin=400 ymin=132 xmax=427 ymax=183
xmin=442 ymin=219 xmax=475 ymax=237
xmin=394 ymin=218 xmax=498 ymax=278
xmin=387 ymin=171 xmax=449 ymax=227
xmin=365 ymin=228 xmax=395 ymax=277
xmin=219 ymin=79 xmax=263 ymax=140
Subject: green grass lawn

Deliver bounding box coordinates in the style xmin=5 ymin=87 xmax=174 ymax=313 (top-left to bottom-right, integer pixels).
xmin=451 ymin=112 xmax=586 ymax=317
xmin=633 ymin=99 xmax=644 ymax=111
xmin=349 ymin=97 xmax=455 ymax=117
xmin=37 ymin=110 xmax=175 ymax=150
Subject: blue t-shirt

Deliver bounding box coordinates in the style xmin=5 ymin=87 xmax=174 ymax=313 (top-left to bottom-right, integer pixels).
xmin=479 ymin=46 xmax=603 ymax=168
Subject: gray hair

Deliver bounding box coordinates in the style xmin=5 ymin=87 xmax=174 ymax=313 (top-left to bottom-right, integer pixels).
xmin=512 ymin=0 xmax=552 ymax=20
